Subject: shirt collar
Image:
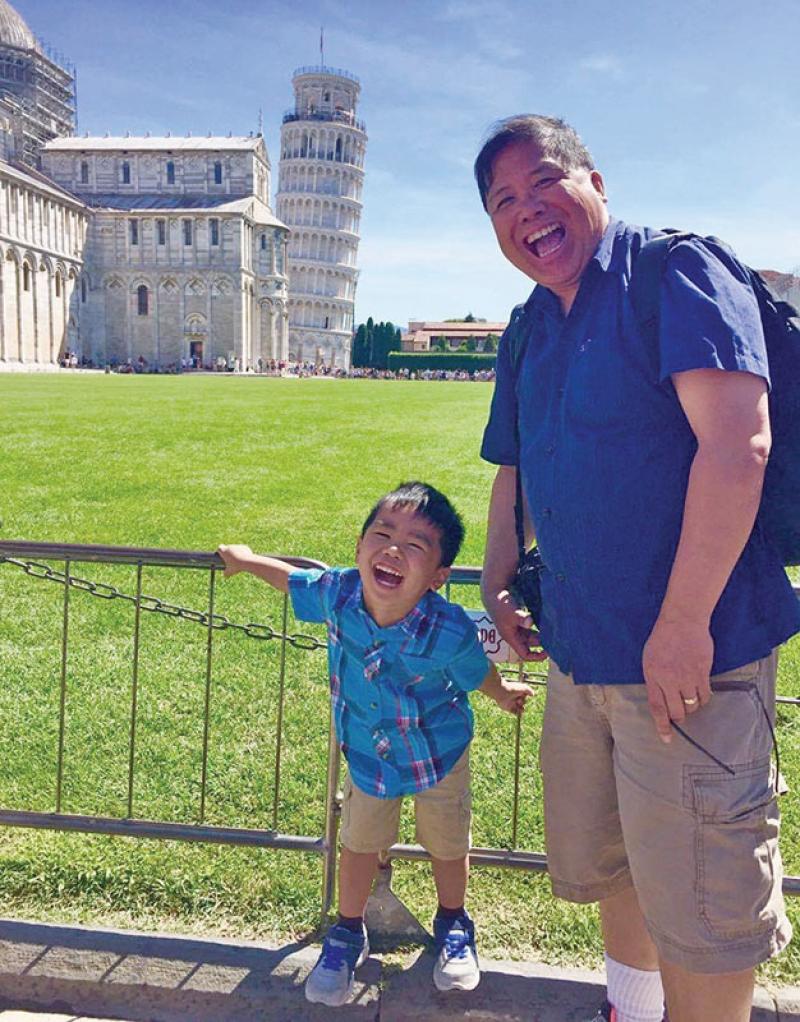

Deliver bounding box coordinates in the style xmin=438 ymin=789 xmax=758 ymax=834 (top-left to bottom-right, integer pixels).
xmin=350 ymin=575 xmax=433 ymax=642
xmin=591 ymin=216 xmax=620 ymax=272
xmin=525 ymin=216 xmax=621 ymax=319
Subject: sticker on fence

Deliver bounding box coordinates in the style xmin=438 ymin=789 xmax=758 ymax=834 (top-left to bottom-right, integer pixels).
xmin=466 ymin=609 xmax=518 ymax=663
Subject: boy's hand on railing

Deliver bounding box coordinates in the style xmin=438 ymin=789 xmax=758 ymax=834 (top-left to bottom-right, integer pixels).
xmin=479 ymin=665 xmax=534 ymax=715
xmin=494 ymin=678 xmax=535 ymax=715
xmin=217 ymin=544 xmax=254 ymax=577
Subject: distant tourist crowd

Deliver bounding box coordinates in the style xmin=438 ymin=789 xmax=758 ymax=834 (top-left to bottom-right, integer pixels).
xmin=58 ymin=352 xmax=497 ymax=383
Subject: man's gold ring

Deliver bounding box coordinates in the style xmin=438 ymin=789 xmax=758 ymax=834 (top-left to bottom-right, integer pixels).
xmin=683 ymin=696 xmax=698 ymax=706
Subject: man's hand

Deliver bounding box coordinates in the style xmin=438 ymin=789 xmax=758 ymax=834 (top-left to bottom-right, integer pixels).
xmin=217 ymin=544 xmax=254 ymax=577
xmin=642 ymin=615 xmax=713 ymax=742
xmin=484 ymin=588 xmax=546 ymax=662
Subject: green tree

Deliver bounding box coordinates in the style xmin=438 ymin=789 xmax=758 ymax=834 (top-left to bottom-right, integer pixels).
xmin=482 ymin=333 xmax=499 ymax=353
xmin=352 ymin=323 xmax=369 ymax=367
xmin=353 ymin=319 xmax=403 ymax=369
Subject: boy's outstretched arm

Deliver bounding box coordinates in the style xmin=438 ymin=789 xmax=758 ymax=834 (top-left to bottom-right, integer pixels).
xmin=478 ymin=664 xmax=534 ymax=715
xmin=217 ymin=544 xmax=293 ymax=593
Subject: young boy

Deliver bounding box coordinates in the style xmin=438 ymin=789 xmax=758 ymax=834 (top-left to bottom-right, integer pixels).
xmin=218 ymin=481 xmax=532 ymax=1007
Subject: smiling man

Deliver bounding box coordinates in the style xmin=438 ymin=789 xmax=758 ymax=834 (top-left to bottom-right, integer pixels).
xmin=476 ymin=115 xmax=799 ymax=1022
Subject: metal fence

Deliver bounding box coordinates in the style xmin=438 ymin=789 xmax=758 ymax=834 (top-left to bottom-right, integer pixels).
xmin=0 ymin=539 xmax=797 ymax=926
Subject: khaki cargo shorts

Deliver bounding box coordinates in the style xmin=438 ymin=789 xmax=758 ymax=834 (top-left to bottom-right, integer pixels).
xmin=540 ymin=651 xmax=791 ymax=974
xmin=340 ymin=749 xmax=471 ymax=861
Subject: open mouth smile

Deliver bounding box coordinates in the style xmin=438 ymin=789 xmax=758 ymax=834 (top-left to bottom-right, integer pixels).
xmin=373 ymin=563 xmax=404 ymax=589
xmin=523 ymin=223 xmax=565 ymax=259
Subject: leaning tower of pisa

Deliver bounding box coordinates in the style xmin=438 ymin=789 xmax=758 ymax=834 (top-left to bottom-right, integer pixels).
xmin=276 ymin=65 xmax=366 ymax=369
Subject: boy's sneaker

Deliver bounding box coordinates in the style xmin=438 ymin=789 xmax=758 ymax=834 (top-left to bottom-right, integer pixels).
xmin=432 ymin=911 xmax=480 ymax=992
xmin=305 ymin=922 xmax=369 ymax=1007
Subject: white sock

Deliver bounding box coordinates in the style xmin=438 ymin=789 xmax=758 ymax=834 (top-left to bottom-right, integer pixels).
xmin=605 ymin=953 xmax=664 ymax=1022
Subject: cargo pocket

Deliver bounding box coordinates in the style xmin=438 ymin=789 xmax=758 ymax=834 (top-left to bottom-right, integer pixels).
xmin=686 ymin=759 xmax=779 ymax=940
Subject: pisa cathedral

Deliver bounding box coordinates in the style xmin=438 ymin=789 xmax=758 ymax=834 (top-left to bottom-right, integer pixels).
xmin=0 ymin=0 xmax=365 ymax=372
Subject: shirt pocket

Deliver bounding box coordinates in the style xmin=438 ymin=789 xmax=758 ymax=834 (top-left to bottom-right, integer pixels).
xmin=396 ymin=651 xmax=437 ymax=685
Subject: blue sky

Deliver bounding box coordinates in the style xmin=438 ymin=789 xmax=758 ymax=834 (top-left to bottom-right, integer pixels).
xmin=19 ymin=0 xmax=800 ymax=325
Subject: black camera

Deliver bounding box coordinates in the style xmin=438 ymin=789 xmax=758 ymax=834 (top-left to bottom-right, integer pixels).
xmin=511 ymin=546 xmax=544 ymax=628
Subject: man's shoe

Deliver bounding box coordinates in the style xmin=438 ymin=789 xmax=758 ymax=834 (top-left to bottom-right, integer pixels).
xmin=584 ymin=1004 xmax=615 ymax=1022
xmin=304 ymin=922 xmax=369 ymax=1006
xmin=583 ymin=1004 xmax=616 ymax=1022
xmin=432 ymin=911 xmax=480 ymax=992
xmin=584 ymin=1003 xmax=667 ymax=1022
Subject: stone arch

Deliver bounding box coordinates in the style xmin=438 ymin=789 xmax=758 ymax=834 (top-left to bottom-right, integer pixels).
xmin=184 ymin=277 xmax=206 ymax=296
xmin=212 ymin=275 xmax=232 ymax=296
xmin=185 ymin=313 xmax=207 ymax=334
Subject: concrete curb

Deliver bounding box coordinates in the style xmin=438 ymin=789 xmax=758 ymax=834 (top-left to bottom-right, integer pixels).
xmin=0 ymin=918 xmax=794 ymax=1021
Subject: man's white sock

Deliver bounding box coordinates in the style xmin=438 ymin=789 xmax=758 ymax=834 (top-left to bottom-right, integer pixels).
xmin=605 ymin=953 xmax=664 ymax=1022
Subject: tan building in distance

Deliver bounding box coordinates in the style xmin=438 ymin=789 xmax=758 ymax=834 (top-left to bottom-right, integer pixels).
xmin=41 ymin=136 xmax=289 ymax=369
xmin=0 ymin=0 xmax=291 ymax=373
xmin=0 ymin=158 xmax=87 ymax=368
xmin=761 ymin=270 xmax=800 ymax=310
xmin=401 ymin=320 xmax=507 ymax=352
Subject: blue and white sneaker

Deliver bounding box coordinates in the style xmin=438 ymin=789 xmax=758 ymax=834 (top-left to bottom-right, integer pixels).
xmin=432 ymin=911 xmax=480 ymax=992
xmin=305 ymin=922 xmax=370 ymax=1006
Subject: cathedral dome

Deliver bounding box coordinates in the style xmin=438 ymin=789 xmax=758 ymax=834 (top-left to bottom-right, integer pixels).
xmin=0 ymin=0 xmax=39 ymax=51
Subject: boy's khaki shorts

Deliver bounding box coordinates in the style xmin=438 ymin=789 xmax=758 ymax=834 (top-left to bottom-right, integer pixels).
xmin=540 ymin=652 xmax=791 ymax=974
xmin=340 ymin=749 xmax=471 ymax=860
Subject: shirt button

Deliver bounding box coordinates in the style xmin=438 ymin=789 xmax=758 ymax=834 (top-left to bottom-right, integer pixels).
xmin=545 ymin=444 xmax=555 ymax=455
xmin=542 ymin=507 xmax=552 ymax=518
xmin=556 ymin=572 xmax=566 ymax=583
xmin=370 ymin=702 xmax=378 ymax=710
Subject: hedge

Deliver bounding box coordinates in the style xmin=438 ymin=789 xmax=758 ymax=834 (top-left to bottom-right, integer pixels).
xmin=387 ymin=352 xmax=496 ymax=373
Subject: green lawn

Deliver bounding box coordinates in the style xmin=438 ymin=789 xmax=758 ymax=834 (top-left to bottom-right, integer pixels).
xmin=0 ymin=373 xmax=798 ymax=987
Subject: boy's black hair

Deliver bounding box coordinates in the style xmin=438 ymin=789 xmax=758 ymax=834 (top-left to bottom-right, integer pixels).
xmin=361 ymin=481 xmax=465 ymax=567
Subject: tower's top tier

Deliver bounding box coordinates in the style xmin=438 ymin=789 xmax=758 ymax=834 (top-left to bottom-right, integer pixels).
xmin=285 ymin=66 xmax=363 ymax=131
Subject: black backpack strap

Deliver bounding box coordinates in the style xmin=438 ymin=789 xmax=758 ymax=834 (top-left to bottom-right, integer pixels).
xmin=505 ymin=302 xmax=534 ymax=559
xmin=628 ymin=231 xmax=695 ymax=343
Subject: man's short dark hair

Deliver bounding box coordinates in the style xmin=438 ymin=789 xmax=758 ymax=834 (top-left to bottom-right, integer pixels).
xmin=361 ymin=481 xmax=465 ymax=567
xmin=474 ymin=114 xmax=595 ymax=211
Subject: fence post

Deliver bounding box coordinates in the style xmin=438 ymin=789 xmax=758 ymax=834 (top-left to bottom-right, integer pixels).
xmin=321 ymin=710 xmax=341 ymax=923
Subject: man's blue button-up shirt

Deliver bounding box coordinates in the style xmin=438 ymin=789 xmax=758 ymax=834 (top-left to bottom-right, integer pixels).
xmin=481 ymin=219 xmax=800 ymax=684
xmin=289 ymin=567 xmax=489 ymax=797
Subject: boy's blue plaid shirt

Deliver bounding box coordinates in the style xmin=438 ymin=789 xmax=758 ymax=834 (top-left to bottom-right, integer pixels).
xmin=289 ymin=567 xmax=489 ymax=798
